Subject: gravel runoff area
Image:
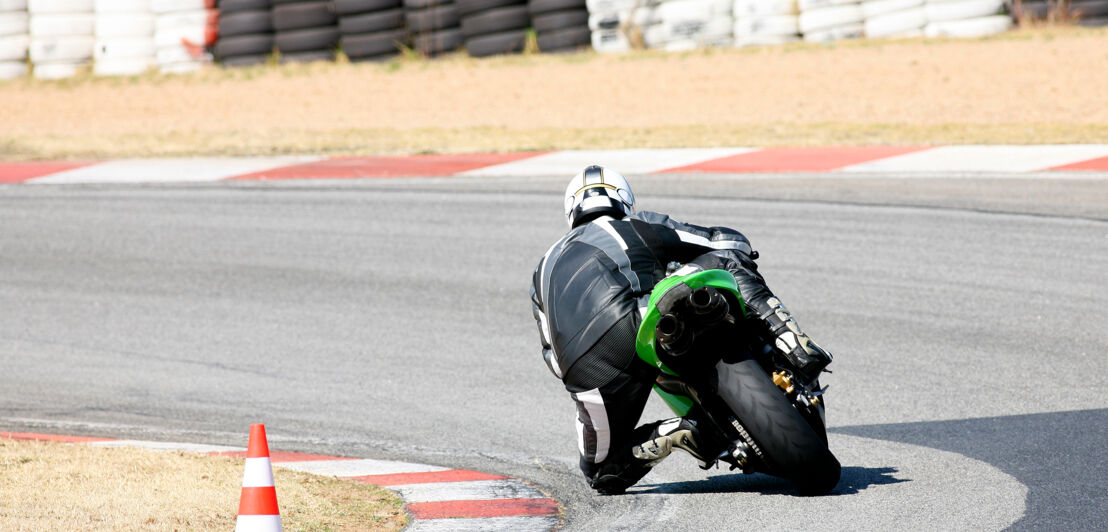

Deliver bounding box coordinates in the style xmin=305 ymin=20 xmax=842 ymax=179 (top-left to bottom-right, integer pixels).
xmin=0 ymin=439 xmax=406 ymax=531
xmin=0 ymin=28 xmax=1106 ymax=160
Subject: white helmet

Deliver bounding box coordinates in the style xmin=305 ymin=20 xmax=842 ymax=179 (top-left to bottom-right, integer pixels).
xmin=563 ymin=165 xmax=635 ymax=228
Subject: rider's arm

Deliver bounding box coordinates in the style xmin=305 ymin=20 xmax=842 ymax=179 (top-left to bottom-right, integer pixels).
xmin=531 ymin=270 xmax=564 ymax=379
xmin=632 ymin=211 xmax=754 ymax=261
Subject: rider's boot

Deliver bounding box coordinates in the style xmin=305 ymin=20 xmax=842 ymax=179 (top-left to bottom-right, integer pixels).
xmin=631 ymin=417 xmax=728 ymax=469
xmin=754 ymin=296 xmax=833 ymax=386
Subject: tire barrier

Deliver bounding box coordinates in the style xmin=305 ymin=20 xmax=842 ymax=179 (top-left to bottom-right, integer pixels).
xmin=156 ymin=1 xmax=216 ymax=74
xmin=733 ymin=0 xmax=800 ymax=47
xmin=337 ymin=0 xmax=407 ymax=62
xmin=459 ymin=0 xmax=530 ymax=57
xmin=530 ymin=0 xmax=588 ymax=52
xmin=215 ymin=0 xmax=270 ymax=67
xmin=273 ymin=0 xmax=338 ymax=62
xmin=798 ymin=0 xmax=864 ymax=43
xmin=3 ymin=0 xmax=1045 ymax=70
xmin=28 ymin=0 xmax=93 ymax=78
xmin=0 ymin=0 xmax=27 ymax=79
xmin=93 ymin=0 xmax=154 ymax=76
xmin=405 ymin=0 xmax=462 ymax=55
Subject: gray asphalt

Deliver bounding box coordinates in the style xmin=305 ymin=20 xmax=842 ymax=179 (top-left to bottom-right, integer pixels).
xmin=1 ymin=174 xmax=1105 ymax=530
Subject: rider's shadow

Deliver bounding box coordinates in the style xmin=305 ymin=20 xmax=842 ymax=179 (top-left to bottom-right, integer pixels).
xmin=632 ymin=466 xmax=908 ymax=496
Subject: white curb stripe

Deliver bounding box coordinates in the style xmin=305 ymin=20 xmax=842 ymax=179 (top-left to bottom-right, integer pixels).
xmin=27 ymin=156 xmax=323 ymax=184
xmin=234 ymin=514 xmax=283 ymax=532
xmin=405 ymin=516 xmax=561 ymax=532
xmin=839 ymin=145 xmax=1108 ymax=173
xmin=275 ymin=458 xmax=449 ymax=477
xmin=88 ymin=440 xmax=246 ymax=453
xmin=388 ymin=479 xmax=547 ymax=503
xmin=459 ymin=148 xmax=757 ymax=176
xmin=242 ymin=457 xmax=275 ymax=488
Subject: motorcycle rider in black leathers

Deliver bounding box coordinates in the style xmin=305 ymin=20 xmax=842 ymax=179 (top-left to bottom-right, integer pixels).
xmin=530 ymin=165 xmax=833 ymax=494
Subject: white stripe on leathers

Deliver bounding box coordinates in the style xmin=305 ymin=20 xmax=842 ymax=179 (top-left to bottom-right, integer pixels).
xmin=573 ymin=388 xmax=610 ymax=463
xmin=675 ymin=230 xmax=753 ymax=255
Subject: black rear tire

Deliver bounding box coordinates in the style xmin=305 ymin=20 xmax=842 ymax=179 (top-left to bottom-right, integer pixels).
xmin=714 ymin=359 xmax=840 ymax=495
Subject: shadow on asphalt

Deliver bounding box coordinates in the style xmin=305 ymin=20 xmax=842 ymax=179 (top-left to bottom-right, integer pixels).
xmin=633 ymin=466 xmax=906 ymax=496
xmin=833 ymin=408 xmax=1108 ymax=531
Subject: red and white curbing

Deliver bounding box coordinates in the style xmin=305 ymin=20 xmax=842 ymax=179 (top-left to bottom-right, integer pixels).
xmin=2 ymin=145 xmax=1108 ymax=184
xmin=0 ymin=431 xmax=561 ymax=532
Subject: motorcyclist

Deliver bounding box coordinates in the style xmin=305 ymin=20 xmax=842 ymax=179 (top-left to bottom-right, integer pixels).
xmin=530 ymin=165 xmax=833 ymax=494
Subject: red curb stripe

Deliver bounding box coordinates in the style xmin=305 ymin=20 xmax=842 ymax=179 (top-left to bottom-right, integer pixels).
xmin=0 ymin=162 xmax=99 ymax=184
xmin=238 ymin=486 xmax=280 ymax=515
xmin=1050 ymin=155 xmax=1108 ymax=171
xmin=407 ymin=498 xmax=559 ymax=519
xmin=0 ymin=431 xmax=114 ymax=443
xmin=353 ymin=469 xmax=508 ymax=486
xmin=213 ymin=450 xmax=356 ymax=463
xmin=228 ymin=152 xmax=547 ymax=180
xmin=659 ymin=146 xmax=931 ymax=173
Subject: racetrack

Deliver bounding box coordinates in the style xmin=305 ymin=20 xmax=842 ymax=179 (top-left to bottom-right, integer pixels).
xmin=1 ymin=175 xmax=1105 ymax=530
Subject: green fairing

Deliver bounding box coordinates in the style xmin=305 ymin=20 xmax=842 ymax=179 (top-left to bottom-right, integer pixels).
xmin=635 ymin=269 xmax=747 ymax=415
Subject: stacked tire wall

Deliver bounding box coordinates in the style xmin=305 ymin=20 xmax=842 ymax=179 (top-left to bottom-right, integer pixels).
xmin=0 ymin=0 xmax=27 ymax=79
xmin=530 ymin=0 xmax=589 ymax=53
xmin=154 ymin=0 xmax=217 ymax=74
xmin=93 ymin=0 xmax=154 ymax=76
xmin=273 ymin=0 xmax=339 ymax=63
xmin=733 ymin=0 xmax=800 ymax=47
xmin=405 ymin=0 xmax=462 ymax=55
xmin=216 ymin=0 xmax=272 ymax=67
xmin=459 ymin=0 xmax=529 ymax=57
xmin=28 ymin=0 xmax=93 ymax=79
xmin=923 ymin=0 xmax=1009 ymax=38
xmin=643 ymin=0 xmax=732 ymax=50
xmin=798 ymin=0 xmax=864 ymax=43
xmin=337 ymin=0 xmax=407 ymax=61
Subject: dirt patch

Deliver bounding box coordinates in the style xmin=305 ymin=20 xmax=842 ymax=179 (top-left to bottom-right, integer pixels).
xmin=0 ymin=439 xmax=407 ymax=531
xmin=0 ymin=27 xmax=1105 ymax=160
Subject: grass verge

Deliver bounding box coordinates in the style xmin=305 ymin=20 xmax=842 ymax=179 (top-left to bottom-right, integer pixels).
xmin=0 ymin=439 xmax=408 ymax=531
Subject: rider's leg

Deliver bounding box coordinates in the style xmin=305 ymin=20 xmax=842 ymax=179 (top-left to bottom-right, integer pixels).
xmin=688 ymin=250 xmax=833 ymax=385
xmin=568 ymin=354 xmax=658 ymax=495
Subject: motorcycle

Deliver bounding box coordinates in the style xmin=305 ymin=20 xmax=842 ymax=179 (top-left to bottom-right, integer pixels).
xmin=635 ymin=268 xmax=841 ymax=495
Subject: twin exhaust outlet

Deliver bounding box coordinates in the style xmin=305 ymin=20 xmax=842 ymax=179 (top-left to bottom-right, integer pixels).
xmin=655 ymin=287 xmax=732 ymax=357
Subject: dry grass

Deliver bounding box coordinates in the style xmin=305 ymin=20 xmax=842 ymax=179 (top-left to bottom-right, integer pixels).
xmin=0 ymin=27 xmax=1106 ymax=160
xmin=0 ymin=439 xmax=408 ymax=532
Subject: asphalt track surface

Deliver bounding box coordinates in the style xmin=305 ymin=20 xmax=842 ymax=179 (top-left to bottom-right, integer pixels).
xmin=1 ymin=174 xmax=1105 ymax=530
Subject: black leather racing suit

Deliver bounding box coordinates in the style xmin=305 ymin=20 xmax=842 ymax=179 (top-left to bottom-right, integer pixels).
xmin=530 ymin=211 xmax=776 ymax=491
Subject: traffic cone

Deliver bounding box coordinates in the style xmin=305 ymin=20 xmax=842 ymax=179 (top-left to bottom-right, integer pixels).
xmin=235 ymin=424 xmax=282 ymax=532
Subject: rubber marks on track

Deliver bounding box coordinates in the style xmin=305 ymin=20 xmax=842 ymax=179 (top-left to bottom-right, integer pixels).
xmin=3 ymin=146 xmax=1108 ymax=184
xmin=1 ymin=431 xmax=562 ymax=531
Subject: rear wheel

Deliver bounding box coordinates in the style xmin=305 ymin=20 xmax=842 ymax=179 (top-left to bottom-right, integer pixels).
xmin=714 ymin=358 xmax=840 ymax=495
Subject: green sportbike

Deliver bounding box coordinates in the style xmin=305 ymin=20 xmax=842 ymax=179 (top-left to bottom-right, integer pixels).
xmin=636 ymin=268 xmax=841 ymax=495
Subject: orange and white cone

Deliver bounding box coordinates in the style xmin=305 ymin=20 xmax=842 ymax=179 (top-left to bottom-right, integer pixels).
xmin=235 ymin=424 xmax=282 ymax=532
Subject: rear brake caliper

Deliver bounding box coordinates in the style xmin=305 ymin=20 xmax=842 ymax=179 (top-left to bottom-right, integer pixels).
xmin=772 ymin=370 xmax=827 ymax=407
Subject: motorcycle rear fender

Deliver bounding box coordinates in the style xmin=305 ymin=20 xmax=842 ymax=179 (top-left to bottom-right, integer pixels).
xmin=636 ymin=269 xmax=747 ymax=415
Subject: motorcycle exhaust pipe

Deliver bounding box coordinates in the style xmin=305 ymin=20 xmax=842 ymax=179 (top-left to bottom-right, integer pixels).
xmin=688 ymin=287 xmax=729 ymax=326
xmin=656 ymin=313 xmax=694 ymax=357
